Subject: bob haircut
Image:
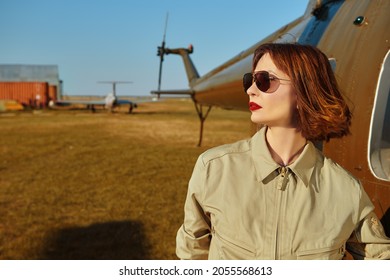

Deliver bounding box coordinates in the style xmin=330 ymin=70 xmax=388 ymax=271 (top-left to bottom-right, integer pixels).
xmin=253 ymin=43 xmax=351 ymax=142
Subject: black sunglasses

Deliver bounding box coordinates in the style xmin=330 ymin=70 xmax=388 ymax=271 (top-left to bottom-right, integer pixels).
xmin=243 ymin=71 xmax=290 ymax=93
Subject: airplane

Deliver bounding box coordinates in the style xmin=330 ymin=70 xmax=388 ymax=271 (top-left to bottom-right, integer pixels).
xmin=53 ymin=81 xmax=138 ymax=113
xmin=151 ymin=0 xmax=390 ymax=252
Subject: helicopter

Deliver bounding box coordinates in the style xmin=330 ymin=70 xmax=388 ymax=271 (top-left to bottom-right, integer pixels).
xmin=151 ymin=0 xmax=390 ymax=243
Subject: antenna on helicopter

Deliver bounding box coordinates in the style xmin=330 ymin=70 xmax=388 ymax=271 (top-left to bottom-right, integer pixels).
xmin=156 ymin=12 xmax=169 ymax=98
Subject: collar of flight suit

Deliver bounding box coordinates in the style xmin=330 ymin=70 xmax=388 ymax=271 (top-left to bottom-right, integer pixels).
xmin=251 ymin=127 xmax=317 ymax=188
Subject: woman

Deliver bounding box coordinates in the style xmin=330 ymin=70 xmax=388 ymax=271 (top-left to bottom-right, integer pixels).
xmin=176 ymin=43 xmax=390 ymax=259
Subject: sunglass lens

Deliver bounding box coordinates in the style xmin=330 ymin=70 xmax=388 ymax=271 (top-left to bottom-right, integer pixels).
xmin=254 ymin=72 xmax=270 ymax=92
xmin=243 ymin=73 xmax=253 ymax=92
xmin=243 ymin=71 xmax=279 ymax=93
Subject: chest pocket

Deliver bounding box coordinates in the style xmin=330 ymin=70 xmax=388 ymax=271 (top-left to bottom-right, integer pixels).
xmin=296 ymin=244 xmax=345 ymax=260
xmin=210 ymin=226 xmax=257 ymax=259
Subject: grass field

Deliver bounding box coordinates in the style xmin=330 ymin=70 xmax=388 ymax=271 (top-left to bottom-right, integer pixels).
xmin=0 ymin=98 xmax=252 ymax=260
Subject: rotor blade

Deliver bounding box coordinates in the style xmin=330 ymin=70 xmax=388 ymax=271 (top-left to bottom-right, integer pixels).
xmin=163 ymin=12 xmax=169 ymax=42
xmin=157 ymin=42 xmax=164 ymax=92
xmin=157 ymin=12 xmax=169 ymax=93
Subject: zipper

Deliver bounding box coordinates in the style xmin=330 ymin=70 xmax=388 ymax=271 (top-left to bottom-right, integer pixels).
xmin=274 ymin=166 xmax=288 ymax=259
xmin=277 ymin=166 xmax=288 ymax=190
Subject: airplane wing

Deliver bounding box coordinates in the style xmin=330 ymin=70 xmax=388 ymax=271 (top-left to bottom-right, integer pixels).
xmin=151 ymin=89 xmax=194 ymax=96
xmin=114 ymin=96 xmax=162 ymax=113
xmin=115 ymin=96 xmax=160 ymax=105
xmin=151 ymin=89 xmax=195 ymax=95
xmin=52 ymin=94 xmax=115 ymax=112
xmin=52 ymin=94 xmax=159 ymax=113
xmin=115 ymin=99 xmax=131 ymax=104
xmin=55 ymin=99 xmax=106 ymax=106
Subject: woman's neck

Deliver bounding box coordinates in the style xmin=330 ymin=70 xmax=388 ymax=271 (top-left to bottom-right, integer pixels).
xmin=265 ymin=126 xmax=307 ymax=166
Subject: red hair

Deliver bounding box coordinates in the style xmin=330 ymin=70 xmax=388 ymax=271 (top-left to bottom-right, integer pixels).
xmin=253 ymin=43 xmax=351 ymax=142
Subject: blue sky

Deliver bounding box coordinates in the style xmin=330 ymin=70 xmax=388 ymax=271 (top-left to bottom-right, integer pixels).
xmin=0 ymin=0 xmax=309 ymax=96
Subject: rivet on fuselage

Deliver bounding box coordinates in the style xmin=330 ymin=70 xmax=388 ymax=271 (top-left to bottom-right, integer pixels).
xmin=353 ymin=16 xmax=366 ymax=26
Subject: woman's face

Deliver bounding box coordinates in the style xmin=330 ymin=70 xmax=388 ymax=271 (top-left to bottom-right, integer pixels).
xmin=247 ymin=53 xmax=297 ymax=128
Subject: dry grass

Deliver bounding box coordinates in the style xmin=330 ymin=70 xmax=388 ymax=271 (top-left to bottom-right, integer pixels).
xmin=0 ymin=98 xmax=251 ymax=260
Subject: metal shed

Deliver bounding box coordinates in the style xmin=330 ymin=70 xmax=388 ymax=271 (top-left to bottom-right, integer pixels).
xmin=0 ymin=64 xmax=63 ymax=108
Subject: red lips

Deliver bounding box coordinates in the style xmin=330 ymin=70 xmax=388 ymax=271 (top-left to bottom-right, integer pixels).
xmin=249 ymin=102 xmax=262 ymax=111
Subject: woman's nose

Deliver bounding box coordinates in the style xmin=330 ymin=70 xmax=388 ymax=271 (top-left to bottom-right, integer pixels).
xmin=246 ymin=83 xmax=258 ymax=96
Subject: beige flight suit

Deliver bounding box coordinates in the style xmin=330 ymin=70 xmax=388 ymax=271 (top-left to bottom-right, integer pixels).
xmin=176 ymin=127 xmax=390 ymax=259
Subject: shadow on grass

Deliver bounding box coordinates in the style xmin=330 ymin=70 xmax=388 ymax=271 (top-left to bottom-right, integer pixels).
xmin=41 ymin=220 xmax=151 ymax=260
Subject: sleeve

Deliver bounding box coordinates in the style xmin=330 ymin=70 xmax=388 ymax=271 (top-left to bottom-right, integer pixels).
xmin=346 ymin=185 xmax=390 ymax=259
xmin=176 ymin=155 xmax=212 ymax=260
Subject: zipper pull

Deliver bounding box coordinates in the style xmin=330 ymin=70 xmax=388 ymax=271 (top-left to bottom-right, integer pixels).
xmin=277 ymin=166 xmax=288 ymax=190
xmin=280 ymin=166 xmax=287 ymax=177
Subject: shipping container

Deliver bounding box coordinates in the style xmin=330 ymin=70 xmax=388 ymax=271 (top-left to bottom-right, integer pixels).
xmin=0 ymin=81 xmax=50 ymax=108
xmin=0 ymin=64 xmax=62 ymax=99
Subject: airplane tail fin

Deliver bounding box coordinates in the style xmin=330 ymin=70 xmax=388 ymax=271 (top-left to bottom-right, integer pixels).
xmin=105 ymin=93 xmax=116 ymax=109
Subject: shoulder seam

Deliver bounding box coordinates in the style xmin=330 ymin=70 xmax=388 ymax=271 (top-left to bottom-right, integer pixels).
xmin=200 ymin=139 xmax=252 ymax=165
